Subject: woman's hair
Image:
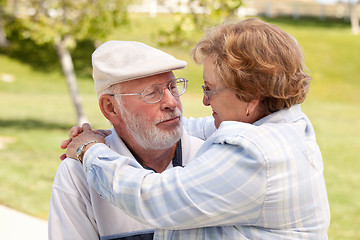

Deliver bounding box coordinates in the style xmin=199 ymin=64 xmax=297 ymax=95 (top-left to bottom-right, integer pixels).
xmin=192 ymin=18 xmax=311 ymax=114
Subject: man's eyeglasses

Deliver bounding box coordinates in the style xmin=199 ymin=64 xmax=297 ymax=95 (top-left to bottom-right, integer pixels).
xmin=202 ymin=85 xmax=227 ymax=99
xmin=109 ymin=78 xmax=188 ymax=104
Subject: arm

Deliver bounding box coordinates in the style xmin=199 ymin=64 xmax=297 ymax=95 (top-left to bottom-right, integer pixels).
xmin=182 ymin=116 xmax=217 ymax=140
xmin=83 ymin=140 xmax=266 ymax=230
xmin=49 ymin=160 xmax=98 ymax=240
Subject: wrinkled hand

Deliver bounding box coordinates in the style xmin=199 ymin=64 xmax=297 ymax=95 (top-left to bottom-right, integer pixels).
xmin=60 ymin=123 xmax=111 ymax=160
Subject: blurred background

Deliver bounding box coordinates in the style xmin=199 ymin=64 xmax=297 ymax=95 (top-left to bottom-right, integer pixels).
xmin=0 ymin=0 xmax=359 ymax=239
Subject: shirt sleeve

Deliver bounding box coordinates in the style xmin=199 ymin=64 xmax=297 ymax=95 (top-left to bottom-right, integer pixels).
xmin=182 ymin=116 xmax=217 ymax=140
xmin=83 ymin=142 xmax=266 ymax=230
xmin=49 ymin=160 xmax=99 ymax=240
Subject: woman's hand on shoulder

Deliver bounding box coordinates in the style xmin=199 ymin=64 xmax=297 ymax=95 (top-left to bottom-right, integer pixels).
xmin=60 ymin=123 xmax=111 ymax=160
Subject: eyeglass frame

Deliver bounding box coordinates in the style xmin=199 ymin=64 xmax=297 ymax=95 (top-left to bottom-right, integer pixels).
xmin=109 ymin=78 xmax=188 ymax=104
xmin=202 ymin=85 xmax=227 ymax=99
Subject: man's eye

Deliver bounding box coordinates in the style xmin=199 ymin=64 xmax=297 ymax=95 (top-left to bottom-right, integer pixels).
xmin=144 ymin=91 xmax=156 ymax=97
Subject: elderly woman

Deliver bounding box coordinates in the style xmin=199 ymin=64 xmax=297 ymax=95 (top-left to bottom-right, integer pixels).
xmin=66 ymin=18 xmax=330 ymax=239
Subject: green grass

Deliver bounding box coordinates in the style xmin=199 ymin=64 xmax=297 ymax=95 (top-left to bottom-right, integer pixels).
xmin=0 ymin=14 xmax=359 ymax=239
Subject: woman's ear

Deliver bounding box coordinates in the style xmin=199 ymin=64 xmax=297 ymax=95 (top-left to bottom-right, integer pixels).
xmin=247 ymin=99 xmax=263 ymax=123
xmin=248 ymin=99 xmax=260 ymax=114
xmin=99 ymin=95 xmax=119 ymax=121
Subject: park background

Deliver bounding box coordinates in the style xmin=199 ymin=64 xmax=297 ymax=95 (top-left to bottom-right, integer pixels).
xmin=0 ymin=0 xmax=359 ymax=239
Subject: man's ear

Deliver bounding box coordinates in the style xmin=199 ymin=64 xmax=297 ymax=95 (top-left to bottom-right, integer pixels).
xmin=99 ymin=95 xmax=120 ymax=121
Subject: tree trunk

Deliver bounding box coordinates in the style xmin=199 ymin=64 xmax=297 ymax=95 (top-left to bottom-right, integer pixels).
xmin=350 ymin=3 xmax=359 ymax=35
xmin=0 ymin=7 xmax=9 ymax=47
xmin=0 ymin=20 xmax=9 ymax=47
xmin=55 ymin=38 xmax=88 ymax=125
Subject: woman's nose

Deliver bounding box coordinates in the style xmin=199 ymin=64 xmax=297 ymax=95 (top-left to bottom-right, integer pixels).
xmin=202 ymin=95 xmax=210 ymax=106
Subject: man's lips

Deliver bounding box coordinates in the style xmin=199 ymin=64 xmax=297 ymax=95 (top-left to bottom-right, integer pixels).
xmin=162 ymin=116 xmax=180 ymax=123
xmin=157 ymin=116 xmax=180 ymax=125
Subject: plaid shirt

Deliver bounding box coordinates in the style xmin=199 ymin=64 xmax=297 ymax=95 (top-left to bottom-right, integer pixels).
xmin=83 ymin=104 xmax=330 ymax=239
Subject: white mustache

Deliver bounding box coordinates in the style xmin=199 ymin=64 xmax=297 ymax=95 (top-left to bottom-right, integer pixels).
xmin=155 ymin=108 xmax=182 ymax=124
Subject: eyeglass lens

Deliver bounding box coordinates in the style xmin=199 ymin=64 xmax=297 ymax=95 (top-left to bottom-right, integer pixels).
xmin=142 ymin=79 xmax=187 ymax=103
xmin=202 ymin=85 xmax=210 ymax=99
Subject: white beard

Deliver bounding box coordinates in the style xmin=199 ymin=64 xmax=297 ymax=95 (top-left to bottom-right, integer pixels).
xmin=116 ymin=98 xmax=183 ymax=150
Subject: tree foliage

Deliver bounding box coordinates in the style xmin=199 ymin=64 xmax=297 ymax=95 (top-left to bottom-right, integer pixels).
xmin=158 ymin=0 xmax=243 ymax=47
xmin=5 ymin=0 xmax=129 ymax=48
xmin=2 ymin=0 xmax=130 ymax=125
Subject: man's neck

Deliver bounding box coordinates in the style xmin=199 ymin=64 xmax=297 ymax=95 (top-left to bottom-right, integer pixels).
xmin=133 ymin=144 xmax=177 ymax=173
xmin=121 ymin=138 xmax=177 ymax=173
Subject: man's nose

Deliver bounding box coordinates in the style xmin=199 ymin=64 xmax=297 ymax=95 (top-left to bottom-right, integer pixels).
xmin=160 ymin=88 xmax=178 ymax=110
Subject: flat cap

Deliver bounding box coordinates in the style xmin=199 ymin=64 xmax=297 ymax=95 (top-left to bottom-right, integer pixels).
xmin=92 ymin=41 xmax=187 ymax=93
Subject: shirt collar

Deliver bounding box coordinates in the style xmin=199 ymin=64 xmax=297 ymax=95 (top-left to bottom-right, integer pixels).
xmin=253 ymin=104 xmax=304 ymax=126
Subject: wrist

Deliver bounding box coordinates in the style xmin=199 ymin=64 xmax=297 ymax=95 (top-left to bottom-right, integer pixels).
xmin=84 ymin=142 xmax=98 ymax=152
xmin=76 ymin=140 xmax=101 ymax=163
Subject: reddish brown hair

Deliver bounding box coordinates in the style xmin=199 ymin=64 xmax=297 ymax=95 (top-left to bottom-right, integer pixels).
xmin=192 ymin=18 xmax=311 ymax=114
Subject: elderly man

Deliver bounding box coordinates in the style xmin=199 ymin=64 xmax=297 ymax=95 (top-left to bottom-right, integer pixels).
xmin=48 ymin=41 xmax=205 ymax=240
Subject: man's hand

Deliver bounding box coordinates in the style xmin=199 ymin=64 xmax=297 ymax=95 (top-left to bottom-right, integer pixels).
xmin=60 ymin=123 xmax=111 ymax=160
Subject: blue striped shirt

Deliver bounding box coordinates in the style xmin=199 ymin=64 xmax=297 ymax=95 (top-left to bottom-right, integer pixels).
xmin=83 ymin=104 xmax=330 ymax=239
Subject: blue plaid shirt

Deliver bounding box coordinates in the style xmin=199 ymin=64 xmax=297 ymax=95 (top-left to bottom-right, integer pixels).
xmin=83 ymin=104 xmax=330 ymax=239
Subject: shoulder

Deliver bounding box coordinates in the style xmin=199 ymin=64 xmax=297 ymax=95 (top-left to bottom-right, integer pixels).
xmin=208 ymin=121 xmax=286 ymax=160
xmin=182 ymin=116 xmax=216 ymax=140
xmin=55 ymin=158 xmax=85 ymax=178
xmin=52 ymin=158 xmax=88 ymax=196
xmin=210 ymin=111 xmax=317 ymax=161
xmin=183 ymin=128 xmax=204 ymax=144
xmin=181 ymin=127 xmax=204 ymax=145
xmin=192 ymin=122 xmax=267 ymax=164
xmin=211 ymin=121 xmax=263 ymax=145
xmin=181 ymin=128 xmax=204 ymax=165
